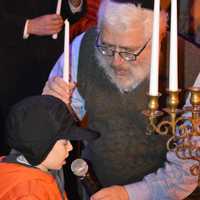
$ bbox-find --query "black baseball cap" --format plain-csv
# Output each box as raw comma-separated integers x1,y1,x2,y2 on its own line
5,95,100,166
111,0,154,10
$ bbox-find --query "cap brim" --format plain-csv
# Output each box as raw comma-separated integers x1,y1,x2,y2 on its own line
61,125,100,141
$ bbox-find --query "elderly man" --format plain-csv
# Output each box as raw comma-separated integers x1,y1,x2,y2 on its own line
43,0,199,199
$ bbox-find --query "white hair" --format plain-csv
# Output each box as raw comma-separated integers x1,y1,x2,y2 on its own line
97,0,168,40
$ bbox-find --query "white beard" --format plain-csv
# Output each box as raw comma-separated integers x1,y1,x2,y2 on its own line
95,49,150,93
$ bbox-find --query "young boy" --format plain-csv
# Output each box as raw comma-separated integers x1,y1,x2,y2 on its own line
0,95,99,200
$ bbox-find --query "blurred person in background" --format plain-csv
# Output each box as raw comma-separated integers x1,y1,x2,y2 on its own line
0,0,85,155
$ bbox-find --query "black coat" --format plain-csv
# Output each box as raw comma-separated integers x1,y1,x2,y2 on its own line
0,0,86,108
0,0,86,153
0,0,86,46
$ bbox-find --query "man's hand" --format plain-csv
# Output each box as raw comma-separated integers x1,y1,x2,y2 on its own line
42,77,75,105
90,185,129,200
28,14,64,36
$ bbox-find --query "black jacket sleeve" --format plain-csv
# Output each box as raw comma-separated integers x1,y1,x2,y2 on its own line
0,0,86,46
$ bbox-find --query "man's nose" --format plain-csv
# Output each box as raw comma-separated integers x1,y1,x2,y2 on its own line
111,52,124,66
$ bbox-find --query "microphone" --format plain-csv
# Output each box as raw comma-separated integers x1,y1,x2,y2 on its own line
71,158,102,196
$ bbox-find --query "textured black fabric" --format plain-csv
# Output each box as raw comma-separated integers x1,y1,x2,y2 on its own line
5,95,99,166
77,28,169,186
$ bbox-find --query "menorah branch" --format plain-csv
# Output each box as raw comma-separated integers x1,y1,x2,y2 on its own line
143,87,200,186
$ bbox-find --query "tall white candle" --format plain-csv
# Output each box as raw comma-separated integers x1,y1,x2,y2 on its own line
149,0,160,96
169,0,178,91
52,0,62,39
63,19,70,83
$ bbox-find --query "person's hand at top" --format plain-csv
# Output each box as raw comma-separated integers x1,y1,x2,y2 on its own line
27,14,64,36
42,77,75,105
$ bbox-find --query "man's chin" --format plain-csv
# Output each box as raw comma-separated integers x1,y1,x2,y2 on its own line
115,75,130,85
114,76,141,92
115,79,133,91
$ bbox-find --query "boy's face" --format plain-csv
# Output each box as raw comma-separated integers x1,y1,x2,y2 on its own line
41,139,73,170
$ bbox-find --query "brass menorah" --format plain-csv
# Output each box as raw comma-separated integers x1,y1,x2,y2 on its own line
143,87,200,185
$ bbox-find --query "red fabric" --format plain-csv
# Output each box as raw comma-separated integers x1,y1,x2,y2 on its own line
86,0,100,20
70,0,100,41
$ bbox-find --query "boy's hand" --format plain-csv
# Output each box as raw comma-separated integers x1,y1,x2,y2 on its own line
42,76,75,105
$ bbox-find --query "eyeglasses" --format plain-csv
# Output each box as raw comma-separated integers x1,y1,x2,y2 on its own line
96,33,151,62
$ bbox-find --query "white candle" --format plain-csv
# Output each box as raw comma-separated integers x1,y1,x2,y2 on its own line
52,0,62,39
149,0,160,96
169,0,178,91
63,19,70,83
